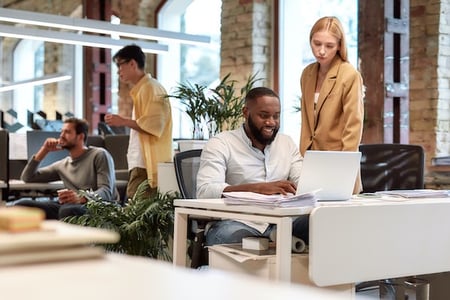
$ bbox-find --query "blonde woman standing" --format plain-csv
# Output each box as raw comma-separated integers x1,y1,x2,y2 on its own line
299,16,364,193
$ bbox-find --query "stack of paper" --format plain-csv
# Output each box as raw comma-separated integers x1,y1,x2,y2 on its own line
0,220,120,266
223,190,318,208
374,189,450,198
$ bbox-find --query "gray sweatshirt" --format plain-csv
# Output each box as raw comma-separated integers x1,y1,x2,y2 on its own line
21,146,119,202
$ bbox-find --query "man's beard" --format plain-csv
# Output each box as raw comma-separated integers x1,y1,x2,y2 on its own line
60,140,76,150
247,115,279,146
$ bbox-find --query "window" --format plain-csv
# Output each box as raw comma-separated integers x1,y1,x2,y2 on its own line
158,0,221,139
1,40,79,132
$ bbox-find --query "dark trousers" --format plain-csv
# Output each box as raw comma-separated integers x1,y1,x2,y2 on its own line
14,199,86,220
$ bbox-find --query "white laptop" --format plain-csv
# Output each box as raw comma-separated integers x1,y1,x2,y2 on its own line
296,150,361,201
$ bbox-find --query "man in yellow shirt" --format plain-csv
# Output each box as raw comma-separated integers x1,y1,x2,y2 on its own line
105,44,173,200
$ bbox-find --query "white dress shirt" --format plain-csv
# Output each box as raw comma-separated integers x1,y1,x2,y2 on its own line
196,125,303,233
197,125,303,198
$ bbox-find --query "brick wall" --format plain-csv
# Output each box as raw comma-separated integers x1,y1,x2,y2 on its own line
220,0,272,87
410,0,450,186
410,0,450,156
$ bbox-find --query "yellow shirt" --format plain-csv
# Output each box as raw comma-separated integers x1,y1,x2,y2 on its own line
129,74,173,188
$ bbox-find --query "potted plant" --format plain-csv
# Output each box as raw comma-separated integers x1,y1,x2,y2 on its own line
64,181,178,260
169,82,209,140
205,73,260,136
169,72,262,142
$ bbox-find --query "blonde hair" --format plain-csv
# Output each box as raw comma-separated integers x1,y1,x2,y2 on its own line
309,16,348,62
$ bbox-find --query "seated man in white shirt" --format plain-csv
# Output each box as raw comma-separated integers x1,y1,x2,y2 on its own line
196,87,308,246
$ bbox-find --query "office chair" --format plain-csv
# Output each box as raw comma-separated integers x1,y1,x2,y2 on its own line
0,129,9,201
98,122,129,136
357,143,425,298
86,135,105,148
104,134,130,205
173,149,209,268
359,143,424,193
173,149,202,199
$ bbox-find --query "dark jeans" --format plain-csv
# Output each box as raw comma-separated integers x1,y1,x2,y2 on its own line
205,214,310,246
13,199,87,220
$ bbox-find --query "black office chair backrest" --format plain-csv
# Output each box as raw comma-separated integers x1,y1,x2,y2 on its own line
359,143,425,193
0,129,9,181
173,149,202,199
0,129,9,200
104,134,129,170
87,135,105,148
98,122,129,136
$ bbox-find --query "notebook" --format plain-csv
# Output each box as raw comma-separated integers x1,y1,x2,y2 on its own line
296,150,361,201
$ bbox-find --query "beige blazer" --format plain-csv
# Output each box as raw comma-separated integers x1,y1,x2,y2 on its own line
299,57,364,193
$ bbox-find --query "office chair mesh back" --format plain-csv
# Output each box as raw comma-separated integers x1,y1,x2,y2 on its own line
173,149,207,267
174,149,202,199
359,144,425,193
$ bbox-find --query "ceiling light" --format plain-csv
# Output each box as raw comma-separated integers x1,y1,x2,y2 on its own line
0,8,210,45
0,73,72,93
0,24,168,54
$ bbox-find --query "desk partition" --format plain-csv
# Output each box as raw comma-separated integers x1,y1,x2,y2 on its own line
309,199,450,287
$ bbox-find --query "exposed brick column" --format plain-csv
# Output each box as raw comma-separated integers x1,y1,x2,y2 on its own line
220,0,272,87
410,0,446,162
410,0,450,188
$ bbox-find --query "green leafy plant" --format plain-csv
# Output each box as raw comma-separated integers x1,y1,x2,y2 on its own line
169,82,209,139
207,73,261,135
169,73,262,139
64,181,178,260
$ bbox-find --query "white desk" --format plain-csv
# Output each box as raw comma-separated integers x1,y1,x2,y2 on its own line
174,197,450,288
8,180,65,200
173,198,312,281
8,180,65,191
0,253,349,300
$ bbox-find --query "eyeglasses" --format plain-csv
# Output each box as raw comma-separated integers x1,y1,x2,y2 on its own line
116,59,130,68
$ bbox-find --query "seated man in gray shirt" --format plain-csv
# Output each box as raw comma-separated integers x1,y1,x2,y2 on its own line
196,87,308,246
14,118,118,219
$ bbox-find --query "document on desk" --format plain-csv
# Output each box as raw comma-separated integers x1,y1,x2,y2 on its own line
374,189,450,198
222,190,318,208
